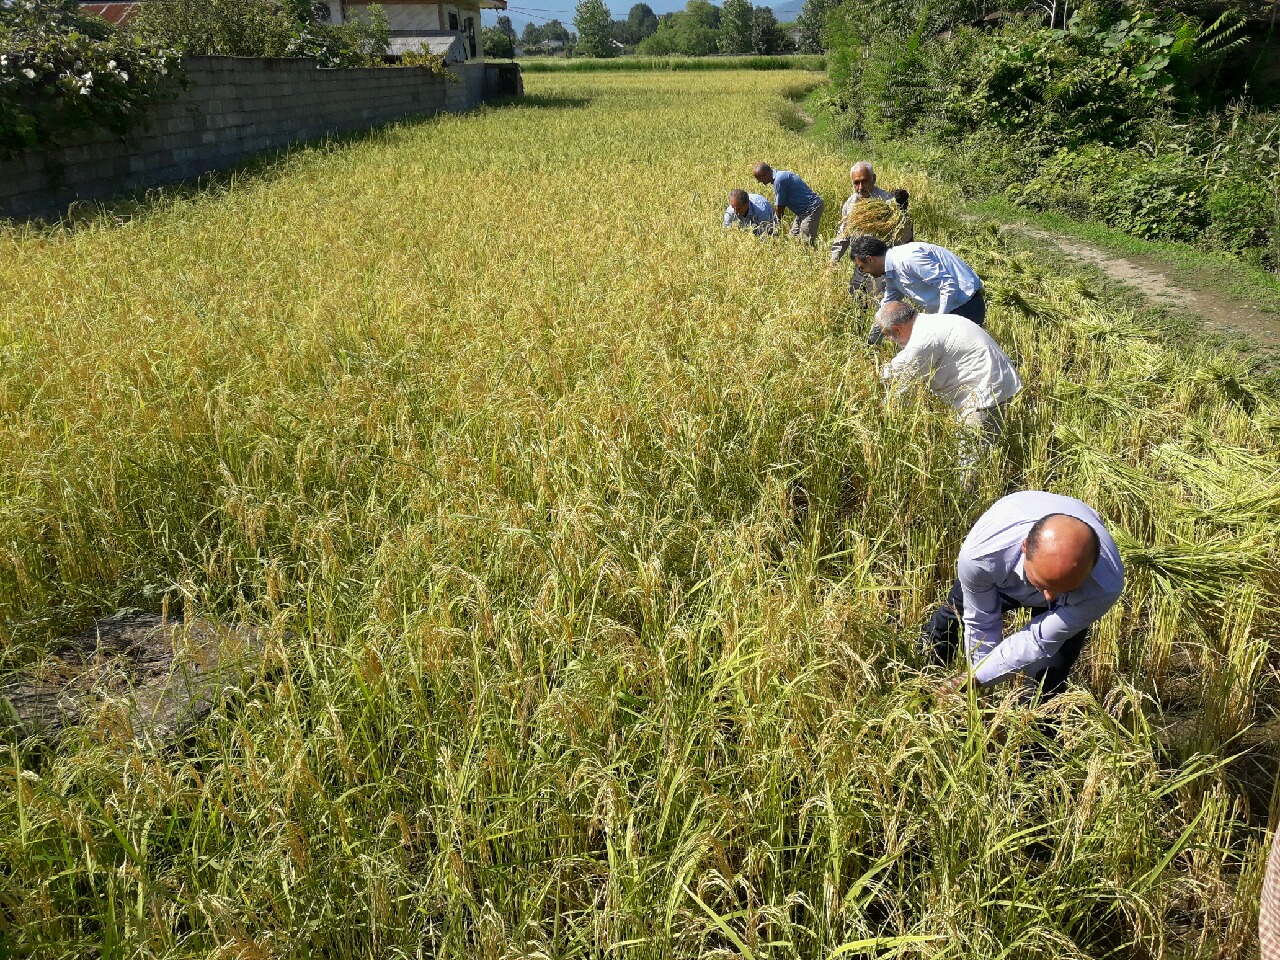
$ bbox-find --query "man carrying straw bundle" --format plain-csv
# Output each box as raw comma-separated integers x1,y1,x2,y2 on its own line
830,162,914,274
928,491,1125,704
752,162,824,245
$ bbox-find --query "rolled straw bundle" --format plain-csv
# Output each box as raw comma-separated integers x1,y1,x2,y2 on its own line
840,198,910,245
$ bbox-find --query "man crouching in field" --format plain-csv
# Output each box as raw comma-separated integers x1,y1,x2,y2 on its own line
875,302,1021,452
928,491,1125,703
723,188,780,237
752,162,824,244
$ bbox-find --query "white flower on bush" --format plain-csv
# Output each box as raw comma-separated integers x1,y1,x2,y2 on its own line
22,68,35,80
119,71,129,82
1,56,8,68
107,60,117,70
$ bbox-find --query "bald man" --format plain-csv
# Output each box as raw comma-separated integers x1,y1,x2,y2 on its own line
752,162,824,244
928,491,1125,701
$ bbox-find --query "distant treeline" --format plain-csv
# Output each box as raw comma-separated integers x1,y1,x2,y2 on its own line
488,0,806,58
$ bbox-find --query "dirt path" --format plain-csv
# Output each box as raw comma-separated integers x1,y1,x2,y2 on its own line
1004,223,1280,346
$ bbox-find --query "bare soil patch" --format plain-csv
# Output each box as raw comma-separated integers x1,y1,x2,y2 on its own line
1,610,264,743
1009,224,1280,346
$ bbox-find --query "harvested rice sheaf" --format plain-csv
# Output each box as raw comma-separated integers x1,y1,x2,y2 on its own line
840,198,910,243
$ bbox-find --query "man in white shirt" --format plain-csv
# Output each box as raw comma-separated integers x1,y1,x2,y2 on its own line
928,490,1125,701
875,302,1021,443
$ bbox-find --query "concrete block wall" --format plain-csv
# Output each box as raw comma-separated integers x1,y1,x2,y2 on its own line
0,56,511,222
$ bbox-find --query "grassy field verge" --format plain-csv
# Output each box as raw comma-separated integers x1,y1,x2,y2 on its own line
970,194,1280,314
806,97,1280,326
0,70,1276,958
517,54,826,72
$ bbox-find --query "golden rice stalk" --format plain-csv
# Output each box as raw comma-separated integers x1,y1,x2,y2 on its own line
840,198,909,243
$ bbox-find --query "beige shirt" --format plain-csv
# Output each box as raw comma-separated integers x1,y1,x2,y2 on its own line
880,312,1021,420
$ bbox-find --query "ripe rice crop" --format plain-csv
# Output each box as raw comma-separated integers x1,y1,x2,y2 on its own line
0,70,1277,958
517,54,827,72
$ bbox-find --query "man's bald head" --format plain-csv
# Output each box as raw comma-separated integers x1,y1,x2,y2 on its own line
1022,513,1100,602
752,162,773,184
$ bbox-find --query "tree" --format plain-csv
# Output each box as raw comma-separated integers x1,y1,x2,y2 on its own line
574,0,615,56
751,4,782,52
521,21,540,46
482,24,514,57
720,0,754,54
611,19,636,45
684,0,720,29
627,2,659,40
636,0,720,54
495,14,517,41
542,19,573,43
795,0,837,52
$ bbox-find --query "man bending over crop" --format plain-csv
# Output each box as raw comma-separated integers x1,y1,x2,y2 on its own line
875,302,1021,450
723,188,780,237
752,162,824,245
850,236,987,328
928,491,1125,702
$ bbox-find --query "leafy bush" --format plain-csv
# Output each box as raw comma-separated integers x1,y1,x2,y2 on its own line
1205,180,1274,256
0,0,180,153
817,0,1279,268
1015,147,1211,243
942,15,1179,151
482,26,516,60
400,46,458,81
129,0,390,67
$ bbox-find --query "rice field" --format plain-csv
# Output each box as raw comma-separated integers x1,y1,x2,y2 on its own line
515,55,826,72
0,69,1278,958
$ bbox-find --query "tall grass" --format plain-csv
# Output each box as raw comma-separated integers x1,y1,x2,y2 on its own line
0,71,1276,958
517,54,826,72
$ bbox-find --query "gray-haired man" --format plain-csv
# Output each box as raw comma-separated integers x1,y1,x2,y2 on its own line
875,301,1020,446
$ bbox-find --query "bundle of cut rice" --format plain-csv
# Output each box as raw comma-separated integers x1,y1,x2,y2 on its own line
840,199,909,244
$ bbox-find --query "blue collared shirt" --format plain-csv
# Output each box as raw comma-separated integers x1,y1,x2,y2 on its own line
882,241,983,315
723,193,779,235
958,491,1125,686
772,171,822,216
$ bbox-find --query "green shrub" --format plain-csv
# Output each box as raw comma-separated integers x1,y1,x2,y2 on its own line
129,0,390,66
1015,147,1211,243
944,16,1178,151
1206,180,1274,256
0,0,180,153
400,46,458,81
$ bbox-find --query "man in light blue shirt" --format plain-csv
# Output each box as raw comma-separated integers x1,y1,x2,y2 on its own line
722,188,779,237
850,236,987,326
752,162,825,244
927,490,1125,700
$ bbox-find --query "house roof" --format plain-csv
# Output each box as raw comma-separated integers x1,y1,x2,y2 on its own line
79,1,143,24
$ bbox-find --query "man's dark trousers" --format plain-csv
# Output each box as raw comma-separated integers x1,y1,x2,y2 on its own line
951,289,987,326
926,579,1090,697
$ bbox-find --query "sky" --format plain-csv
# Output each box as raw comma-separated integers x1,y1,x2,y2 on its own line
483,0,805,34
